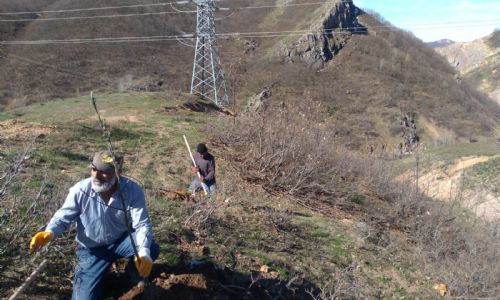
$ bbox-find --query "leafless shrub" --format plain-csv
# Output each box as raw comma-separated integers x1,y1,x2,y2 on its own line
212,104,499,298
307,262,363,300
0,143,74,297
360,159,500,298
340,150,500,296
212,101,344,199
183,200,229,238
0,139,34,199
394,196,499,297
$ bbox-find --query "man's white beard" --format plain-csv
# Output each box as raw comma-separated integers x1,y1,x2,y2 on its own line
91,176,116,193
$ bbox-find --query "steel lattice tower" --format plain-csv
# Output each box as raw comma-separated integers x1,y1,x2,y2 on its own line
190,0,230,106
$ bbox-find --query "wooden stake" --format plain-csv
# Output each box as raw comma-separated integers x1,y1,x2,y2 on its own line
183,135,208,196
9,259,48,300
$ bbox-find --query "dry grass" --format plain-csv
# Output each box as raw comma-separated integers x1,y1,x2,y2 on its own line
1,1,498,149
213,103,500,298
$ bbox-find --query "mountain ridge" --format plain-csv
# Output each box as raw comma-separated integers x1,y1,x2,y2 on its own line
0,1,499,298
427,38,455,49
433,31,500,105
0,0,498,147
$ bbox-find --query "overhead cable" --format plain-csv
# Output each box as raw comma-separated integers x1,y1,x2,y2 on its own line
0,1,345,22
2,0,499,27
0,0,349,15
3,23,497,45
0,1,194,15
0,10,196,22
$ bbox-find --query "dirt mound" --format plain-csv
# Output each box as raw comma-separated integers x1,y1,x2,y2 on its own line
113,260,318,300
0,119,55,139
163,99,235,116
156,188,192,202
120,273,209,300
0,120,55,152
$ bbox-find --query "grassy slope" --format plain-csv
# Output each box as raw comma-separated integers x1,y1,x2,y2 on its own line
463,31,500,102
393,142,500,173
223,12,500,149
390,142,499,223
464,52,500,92
0,92,446,299
1,1,498,148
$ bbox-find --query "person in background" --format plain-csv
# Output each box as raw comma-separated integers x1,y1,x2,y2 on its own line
29,150,160,300
189,143,216,197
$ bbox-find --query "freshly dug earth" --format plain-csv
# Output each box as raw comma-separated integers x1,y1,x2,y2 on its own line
112,260,316,300
120,273,210,300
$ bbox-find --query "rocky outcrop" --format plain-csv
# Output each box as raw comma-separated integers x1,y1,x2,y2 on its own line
278,0,362,69
433,32,500,105
434,39,496,72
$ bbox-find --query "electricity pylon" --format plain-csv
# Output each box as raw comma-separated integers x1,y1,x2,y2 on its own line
190,0,230,107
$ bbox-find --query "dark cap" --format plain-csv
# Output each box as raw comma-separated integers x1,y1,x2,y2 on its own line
92,150,123,173
196,143,208,154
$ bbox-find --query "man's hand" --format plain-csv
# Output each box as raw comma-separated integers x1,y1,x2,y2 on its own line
199,176,204,183
191,166,198,173
29,231,54,253
134,255,153,278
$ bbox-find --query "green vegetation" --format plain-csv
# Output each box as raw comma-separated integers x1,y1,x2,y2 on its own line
464,52,500,93
31,148,89,169
0,0,498,298
392,142,500,175
465,156,500,193
1,90,498,299
0,111,14,121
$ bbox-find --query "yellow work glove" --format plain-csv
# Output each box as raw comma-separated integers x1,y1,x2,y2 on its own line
134,256,153,278
29,231,54,253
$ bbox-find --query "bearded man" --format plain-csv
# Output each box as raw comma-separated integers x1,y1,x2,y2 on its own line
29,150,159,300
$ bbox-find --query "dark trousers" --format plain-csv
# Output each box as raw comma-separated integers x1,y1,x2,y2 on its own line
72,234,160,300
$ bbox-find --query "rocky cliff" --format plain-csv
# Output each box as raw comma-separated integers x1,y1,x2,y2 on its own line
434,38,496,72
277,0,362,69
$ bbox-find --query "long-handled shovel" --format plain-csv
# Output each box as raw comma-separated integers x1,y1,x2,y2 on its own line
183,135,208,196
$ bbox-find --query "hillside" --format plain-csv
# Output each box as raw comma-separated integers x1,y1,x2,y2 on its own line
0,93,498,299
0,2,499,298
434,31,500,105
0,0,498,150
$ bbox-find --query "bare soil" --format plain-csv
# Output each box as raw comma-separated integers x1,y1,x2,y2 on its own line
0,120,55,150
100,260,318,300
417,155,500,220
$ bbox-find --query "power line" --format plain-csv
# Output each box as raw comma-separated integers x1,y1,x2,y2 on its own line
0,10,196,22
3,23,497,46
0,0,349,15
1,0,499,28
0,35,195,45
0,1,194,15
0,0,345,22
1,0,499,30
1,30,357,45
2,17,500,45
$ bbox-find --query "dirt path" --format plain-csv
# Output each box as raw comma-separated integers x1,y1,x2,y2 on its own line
418,155,499,220
447,156,491,174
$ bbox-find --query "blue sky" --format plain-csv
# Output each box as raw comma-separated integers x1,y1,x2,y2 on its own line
355,0,500,42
